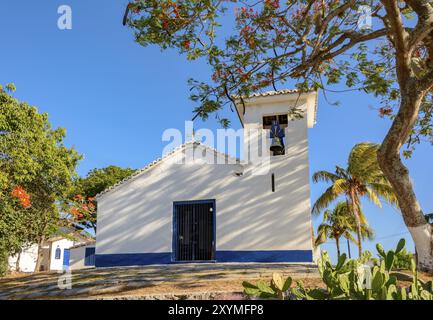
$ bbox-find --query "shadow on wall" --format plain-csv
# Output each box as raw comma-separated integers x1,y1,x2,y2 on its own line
96,138,312,255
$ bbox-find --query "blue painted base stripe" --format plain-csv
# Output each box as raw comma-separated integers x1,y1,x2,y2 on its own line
96,253,171,267
216,250,313,263
95,250,313,267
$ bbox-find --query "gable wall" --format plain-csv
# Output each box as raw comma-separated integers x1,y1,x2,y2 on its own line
96,112,313,264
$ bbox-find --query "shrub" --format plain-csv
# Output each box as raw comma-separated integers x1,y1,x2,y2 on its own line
393,248,413,270
0,249,9,277
243,239,433,300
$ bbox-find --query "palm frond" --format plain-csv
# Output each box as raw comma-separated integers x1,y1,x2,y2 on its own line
322,209,332,222
315,224,331,246
368,182,399,207
335,166,349,180
312,170,341,184
365,188,382,208
342,230,357,243
332,178,349,194
348,142,381,181
360,224,375,240
312,186,339,215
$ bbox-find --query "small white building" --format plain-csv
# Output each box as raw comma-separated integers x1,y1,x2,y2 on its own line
8,230,94,273
8,244,39,273
69,242,96,270
95,90,318,267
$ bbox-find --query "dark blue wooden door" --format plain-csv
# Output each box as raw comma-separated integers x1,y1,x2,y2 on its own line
173,200,215,262
84,247,96,266
63,249,70,270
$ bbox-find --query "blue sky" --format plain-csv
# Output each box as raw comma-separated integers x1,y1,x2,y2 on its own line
1,1,431,260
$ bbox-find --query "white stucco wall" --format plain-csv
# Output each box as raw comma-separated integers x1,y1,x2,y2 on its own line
70,245,95,270
49,239,75,271
8,244,38,273
96,94,314,259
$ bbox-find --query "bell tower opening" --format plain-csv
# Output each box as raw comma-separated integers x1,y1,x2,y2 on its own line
234,89,318,163
263,115,288,156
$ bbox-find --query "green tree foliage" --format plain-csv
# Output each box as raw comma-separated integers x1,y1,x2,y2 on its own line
312,142,398,256
73,166,136,198
68,166,136,233
315,201,373,257
124,0,432,146
0,84,81,274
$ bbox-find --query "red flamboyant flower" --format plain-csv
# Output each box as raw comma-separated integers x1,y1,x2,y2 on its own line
11,186,31,209
162,19,170,30
182,40,191,50
379,107,393,118
265,0,280,9
172,2,180,18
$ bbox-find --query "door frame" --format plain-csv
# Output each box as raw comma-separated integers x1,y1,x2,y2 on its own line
172,199,216,262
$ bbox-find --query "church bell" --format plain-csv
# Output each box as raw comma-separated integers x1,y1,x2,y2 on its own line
270,137,285,155
270,120,285,155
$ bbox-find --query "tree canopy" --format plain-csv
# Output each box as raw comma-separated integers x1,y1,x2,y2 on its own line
313,142,397,255
124,0,433,271
0,84,81,273
315,201,373,257
125,0,431,149
68,166,136,233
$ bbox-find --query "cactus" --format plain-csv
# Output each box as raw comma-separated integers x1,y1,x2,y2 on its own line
242,238,433,300
242,273,292,300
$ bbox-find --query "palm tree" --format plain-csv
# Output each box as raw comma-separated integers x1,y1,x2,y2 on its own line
312,142,398,256
315,202,374,257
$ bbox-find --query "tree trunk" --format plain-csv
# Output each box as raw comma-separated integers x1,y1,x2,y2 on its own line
34,236,45,273
378,86,433,272
335,237,341,258
349,190,363,257
346,238,352,259
15,251,21,272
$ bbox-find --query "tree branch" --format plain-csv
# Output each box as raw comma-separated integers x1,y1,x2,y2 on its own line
406,0,433,53
381,0,411,84
290,29,387,77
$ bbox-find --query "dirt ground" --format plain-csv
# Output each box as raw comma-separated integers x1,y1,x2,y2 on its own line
1,264,431,300
0,263,320,300
92,275,325,300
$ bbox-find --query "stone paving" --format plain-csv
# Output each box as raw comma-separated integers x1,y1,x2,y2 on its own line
0,263,319,300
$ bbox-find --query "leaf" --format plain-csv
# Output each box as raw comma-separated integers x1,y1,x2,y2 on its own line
282,276,293,292
272,273,284,291
243,287,260,296
372,271,384,291
376,243,386,258
395,238,405,254
257,280,275,295
386,276,397,287
385,251,395,271
242,281,258,290
335,253,347,271
306,289,327,300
